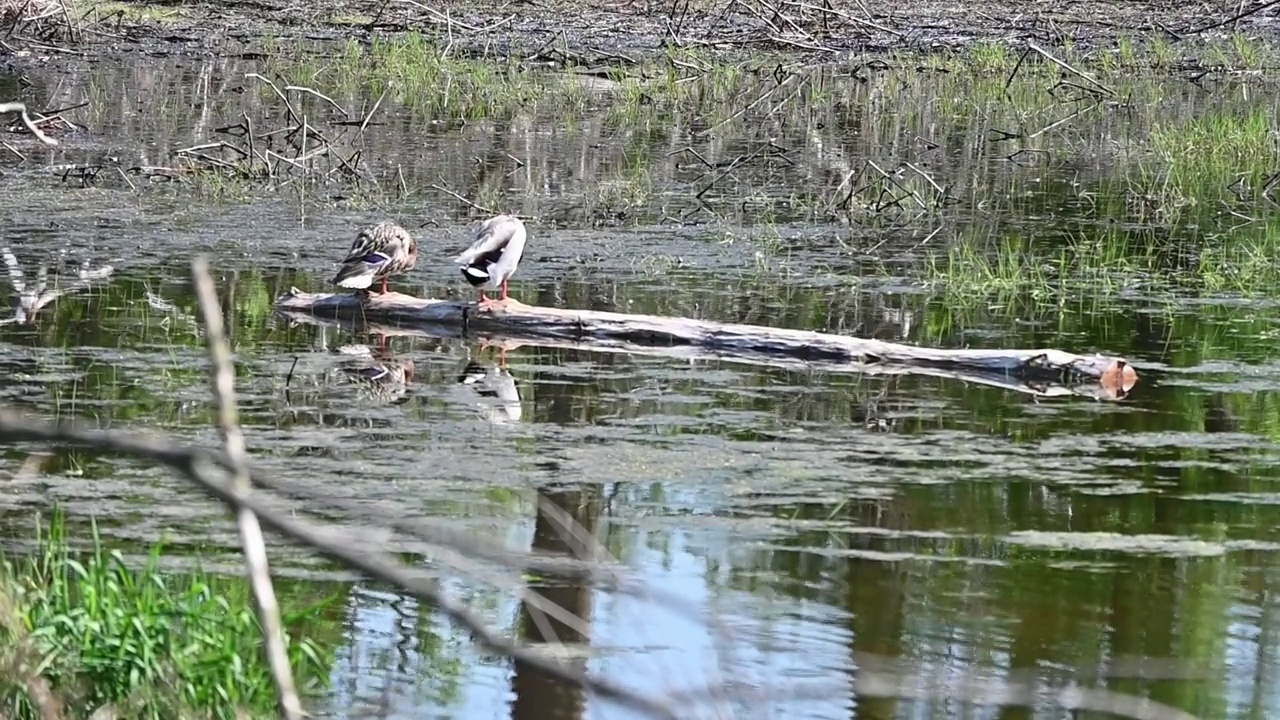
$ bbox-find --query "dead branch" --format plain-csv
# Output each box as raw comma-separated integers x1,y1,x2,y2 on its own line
283,84,346,115
1183,0,1280,34
172,78,370,188
1027,101,1103,140
191,259,303,720
778,0,902,37
1026,42,1116,97
431,181,503,216
0,101,58,145
696,70,799,138
356,85,388,141
244,73,300,126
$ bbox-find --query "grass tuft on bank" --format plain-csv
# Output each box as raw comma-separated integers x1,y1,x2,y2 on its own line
0,511,334,720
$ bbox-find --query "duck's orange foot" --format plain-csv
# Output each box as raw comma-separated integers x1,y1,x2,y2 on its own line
477,297,507,313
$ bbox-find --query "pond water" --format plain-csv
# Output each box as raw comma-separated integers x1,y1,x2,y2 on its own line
2,42,1280,720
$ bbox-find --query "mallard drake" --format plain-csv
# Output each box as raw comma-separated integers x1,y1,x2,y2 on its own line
457,360,522,424
332,221,418,295
453,215,527,306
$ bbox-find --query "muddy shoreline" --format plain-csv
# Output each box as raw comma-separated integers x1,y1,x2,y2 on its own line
32,0,1280,67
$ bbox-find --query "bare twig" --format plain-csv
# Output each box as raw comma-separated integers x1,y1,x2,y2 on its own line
431,182,501,215
778,0,902,37
1026,101,1103,139
903,161,947,202
397,0,479,30
244,73,300,126
1184,0,1280,34
191,258,303,720
1004,45,1031,92
284,84,346,115
866,159,925,210
1026,42,1116,97
696,71,797,138
357,85,389,142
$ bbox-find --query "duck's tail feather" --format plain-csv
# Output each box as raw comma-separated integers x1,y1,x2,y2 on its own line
334,252,391,288
461,264,491,288
334,263,376,289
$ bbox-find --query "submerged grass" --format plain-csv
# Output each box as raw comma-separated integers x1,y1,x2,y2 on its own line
0,511,335,720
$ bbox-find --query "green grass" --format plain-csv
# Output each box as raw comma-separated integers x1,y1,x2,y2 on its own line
923,211,1280,319
263,34,592,121
258,33,784,124
1140,107,1278,208
0,511,336,720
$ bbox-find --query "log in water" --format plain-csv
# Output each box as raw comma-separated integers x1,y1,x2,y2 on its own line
272,288,1140,401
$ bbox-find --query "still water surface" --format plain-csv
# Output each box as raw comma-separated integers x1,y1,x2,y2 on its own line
1,46,1279,720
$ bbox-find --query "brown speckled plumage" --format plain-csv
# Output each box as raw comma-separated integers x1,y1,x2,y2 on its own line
332,221,418,295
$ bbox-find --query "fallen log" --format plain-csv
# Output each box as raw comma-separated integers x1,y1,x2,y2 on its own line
272,288,1140,401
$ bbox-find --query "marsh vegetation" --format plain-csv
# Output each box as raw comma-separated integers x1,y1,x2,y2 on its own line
0,513,336,719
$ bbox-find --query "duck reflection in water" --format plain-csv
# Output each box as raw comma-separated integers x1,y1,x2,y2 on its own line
333,341,415,406
456,347,522,425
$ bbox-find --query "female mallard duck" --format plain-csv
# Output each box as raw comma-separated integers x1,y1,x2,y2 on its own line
332,221,418,295
453,215,527,306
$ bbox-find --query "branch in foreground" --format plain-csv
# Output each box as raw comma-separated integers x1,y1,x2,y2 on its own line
0,408,681,720
191,258,303,720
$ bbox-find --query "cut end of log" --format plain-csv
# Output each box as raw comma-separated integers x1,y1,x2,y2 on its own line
1099,360,1139,399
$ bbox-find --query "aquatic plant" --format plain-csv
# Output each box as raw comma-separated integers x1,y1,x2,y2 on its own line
1141,106,1279,208
0,512,334,720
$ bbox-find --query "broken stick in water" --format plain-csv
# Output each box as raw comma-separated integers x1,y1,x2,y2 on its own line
0,101,58,145
272,288,1140,401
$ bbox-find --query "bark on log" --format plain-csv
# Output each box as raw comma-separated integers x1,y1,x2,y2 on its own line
272,288,1140,401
